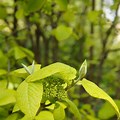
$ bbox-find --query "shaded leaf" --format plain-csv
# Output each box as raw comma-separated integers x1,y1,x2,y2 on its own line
14,47,26,60
25,0,46,14
15,9,24,19
98,100,120,119
52,25,73,41
79,60,87,79
0,6,7,19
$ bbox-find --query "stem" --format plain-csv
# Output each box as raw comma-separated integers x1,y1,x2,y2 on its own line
65,78,82,91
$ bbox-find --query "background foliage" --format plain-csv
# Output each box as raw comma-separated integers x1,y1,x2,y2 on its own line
0,0,120,119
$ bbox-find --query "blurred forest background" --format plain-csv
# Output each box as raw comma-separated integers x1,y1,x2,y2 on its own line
0,0,120,119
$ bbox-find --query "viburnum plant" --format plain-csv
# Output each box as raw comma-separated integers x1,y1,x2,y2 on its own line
0,61,120,120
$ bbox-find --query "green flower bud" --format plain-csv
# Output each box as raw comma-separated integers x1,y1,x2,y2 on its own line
79,60,87,79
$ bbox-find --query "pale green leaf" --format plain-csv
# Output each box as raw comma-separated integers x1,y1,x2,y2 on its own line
65,98,81,120
0,88,16,106
0,69,7,76
55,0,68,11
35,111,54,120
56,101,67,109
53,104,65,120
25,0,46,14
16,81,43,117
6,113,20,120
52,25,73,41
14,47,26,60
81,79,120,118
12,103,19,113
0,80,7,89
19,115,34,120
11,64,41,78
26,62,76,83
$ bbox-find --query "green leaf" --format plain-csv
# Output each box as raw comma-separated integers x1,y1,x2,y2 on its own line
0,6,7,19
52,25,73,41
55,0,68,11
25,0,46,14
6,113,20,120
87,10,102,24
0,69,7,76
64,98,81,120
81,79,120,118
0,88,16,106
16,81,43,117
19,115,34,120
20,47,34,58
98,100,120,119
26,62,76,83
14,47,26,60
11,64,41,78
12,103,19,113
53,103,65,120
0,80,7,89
35,111,54,120
15,9,24,19
0,107,8,117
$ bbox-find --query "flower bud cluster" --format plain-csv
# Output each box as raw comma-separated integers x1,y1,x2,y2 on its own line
43,76,67,102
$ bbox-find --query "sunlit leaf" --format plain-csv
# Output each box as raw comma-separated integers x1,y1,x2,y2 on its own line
0,88,16,106
35,111,54,120
81,79,120,118
0,80,7,88
53,103,65,120
6,113,20,120
19,115,34,120
16,81,43,117
0,69,7,76
12,103,19,113
26,62,76,83
65,98,81,120
11,64,41,78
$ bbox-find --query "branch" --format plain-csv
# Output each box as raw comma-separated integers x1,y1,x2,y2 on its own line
103,2,120,44
108,48,120,52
